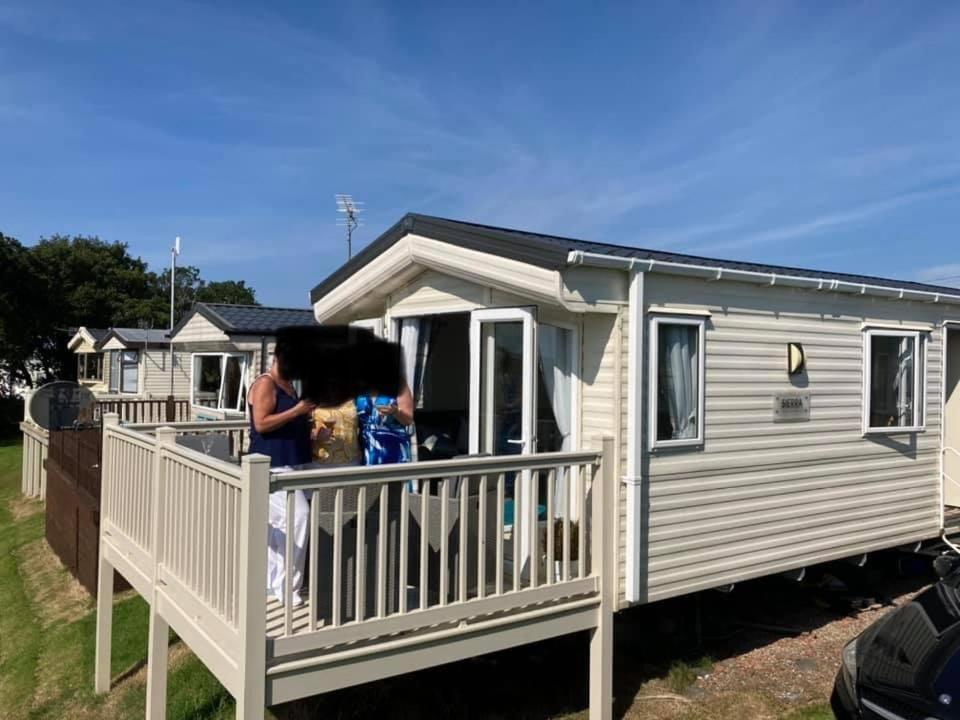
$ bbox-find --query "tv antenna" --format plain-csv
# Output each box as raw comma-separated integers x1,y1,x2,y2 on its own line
335,194,363,259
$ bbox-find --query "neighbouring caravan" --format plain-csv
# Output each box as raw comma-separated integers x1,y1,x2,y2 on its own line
67,326,110,394
310,213,960,608
88,327,190,399
168,302,316,419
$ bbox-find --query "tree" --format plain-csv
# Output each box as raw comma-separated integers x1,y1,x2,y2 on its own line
0,233,260,392
196,280,257,306
0,234,47,395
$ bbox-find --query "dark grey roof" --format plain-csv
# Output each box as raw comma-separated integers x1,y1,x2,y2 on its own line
171,303,316,338
86,327,109,343
310,212,960,304
104,328,171,346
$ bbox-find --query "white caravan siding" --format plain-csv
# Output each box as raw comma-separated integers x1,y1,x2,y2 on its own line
389,270,488,317
174,313,230,343
635,274,945,604
142,349,190,397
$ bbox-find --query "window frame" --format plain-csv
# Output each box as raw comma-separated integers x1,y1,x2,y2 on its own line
190,352,249,413
119,350,140,394
109,351,119,392
862,328,925,434
78,352,104,381
648,314,706,450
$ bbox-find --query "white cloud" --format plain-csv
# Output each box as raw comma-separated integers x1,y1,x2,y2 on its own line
914,263,960,287
690,184,960,254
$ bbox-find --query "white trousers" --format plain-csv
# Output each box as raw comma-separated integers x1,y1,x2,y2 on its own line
267,489,310,602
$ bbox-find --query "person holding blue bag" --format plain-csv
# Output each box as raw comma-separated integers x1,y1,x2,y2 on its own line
356,381,415,465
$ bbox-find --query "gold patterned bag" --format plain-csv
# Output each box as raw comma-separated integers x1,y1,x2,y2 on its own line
312,400,361,465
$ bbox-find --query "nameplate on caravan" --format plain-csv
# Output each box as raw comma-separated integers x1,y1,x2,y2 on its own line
772,392,810,423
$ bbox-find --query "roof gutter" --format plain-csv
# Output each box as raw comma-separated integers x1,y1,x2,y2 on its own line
566,250,960,306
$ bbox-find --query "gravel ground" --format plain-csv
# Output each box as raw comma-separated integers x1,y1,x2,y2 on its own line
276,552,936,719
611,552,935,720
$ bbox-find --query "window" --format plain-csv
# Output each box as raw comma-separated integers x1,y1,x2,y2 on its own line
109,351,119,392
649,316,705,448
864,330,924,432
120,351,139,394
192,353,248,412
77,353,103,381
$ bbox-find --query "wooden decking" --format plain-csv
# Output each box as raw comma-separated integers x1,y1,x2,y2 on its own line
92,416,617,719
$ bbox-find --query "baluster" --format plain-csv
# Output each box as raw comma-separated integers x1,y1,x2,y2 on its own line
376,484,388,618
355,485,367,623
419,480,430,611
284,490,295,636
477,474,487,599
531,469,539,589
191,468,200,592
459,474,468,603
309,489,319,631
219,481,227,616
332,488,343,627
439,478,449,606
230,489,237,625
512,477,520,592
495,473,504,596
563,467,571,582
546,468,555,585
203,476,211,603
578,464,588,579
399,483,409,614
226,485,234,623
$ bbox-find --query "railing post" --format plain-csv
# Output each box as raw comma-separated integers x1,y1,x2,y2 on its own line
236,453,270,720
20,425,30,497
165,395,175,423
145,426,176,720
95,412,121,695
589,436,615,720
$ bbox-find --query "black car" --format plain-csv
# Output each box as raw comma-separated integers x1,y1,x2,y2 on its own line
832,554,960,720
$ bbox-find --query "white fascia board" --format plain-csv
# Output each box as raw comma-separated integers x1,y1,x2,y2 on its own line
313,233,584,323
100,336,129,351
567,250,960,306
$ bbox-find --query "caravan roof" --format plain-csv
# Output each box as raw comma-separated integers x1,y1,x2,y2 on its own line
310,213,960,304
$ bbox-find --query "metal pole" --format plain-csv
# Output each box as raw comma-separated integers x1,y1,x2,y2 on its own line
169,237,179,396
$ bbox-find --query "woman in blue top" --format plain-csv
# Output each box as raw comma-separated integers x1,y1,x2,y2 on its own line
356,381,415,465
249,346,328,607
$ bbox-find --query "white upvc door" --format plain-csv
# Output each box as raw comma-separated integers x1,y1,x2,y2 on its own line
468,307,537,574
468,307,537,456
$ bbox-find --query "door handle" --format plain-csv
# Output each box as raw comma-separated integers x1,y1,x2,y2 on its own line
506,439,525,446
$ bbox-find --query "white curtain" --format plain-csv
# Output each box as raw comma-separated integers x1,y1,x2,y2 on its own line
539,325,572,517
661,325,698,440
399,319,419,393
894,336,915,426
415,320,432,409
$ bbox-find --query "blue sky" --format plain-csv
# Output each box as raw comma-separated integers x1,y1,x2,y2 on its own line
2,1,959,307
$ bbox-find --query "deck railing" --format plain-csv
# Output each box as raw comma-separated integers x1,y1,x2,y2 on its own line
267,452,601,658
95,396,190,424
95,415,615,719
20,420,49,498
133,419,249,459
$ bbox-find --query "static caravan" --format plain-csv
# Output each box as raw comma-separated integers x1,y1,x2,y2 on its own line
168,302,316,420
67,326,109,394
311,213,960,607
97,328,190,399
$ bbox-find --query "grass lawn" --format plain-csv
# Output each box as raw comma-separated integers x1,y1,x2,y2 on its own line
0,439,235,720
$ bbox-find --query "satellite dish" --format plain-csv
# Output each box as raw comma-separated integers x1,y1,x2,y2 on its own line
28,381,98,431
